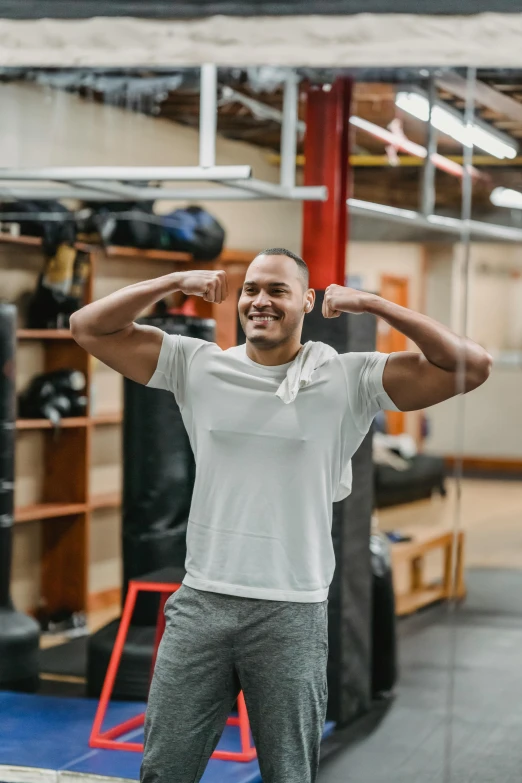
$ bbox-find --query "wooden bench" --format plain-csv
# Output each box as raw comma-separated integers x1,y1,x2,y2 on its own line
390,526,466,616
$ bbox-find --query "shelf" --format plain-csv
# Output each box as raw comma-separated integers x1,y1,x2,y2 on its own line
15,502,88,523
16,415,123,429
103,245,254,265
17,329,73,340
104,246,193,263
1,235,252,265
218,249,255,264
91,412,123,425
0,234,95,253
0,233,41,247
89,492,122,510
16,418,89,430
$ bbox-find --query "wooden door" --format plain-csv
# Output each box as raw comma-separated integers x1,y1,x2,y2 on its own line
376,275,409,435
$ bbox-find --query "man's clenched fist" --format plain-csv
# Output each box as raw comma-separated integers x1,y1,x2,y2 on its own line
177,270,229,304
322,285,370,319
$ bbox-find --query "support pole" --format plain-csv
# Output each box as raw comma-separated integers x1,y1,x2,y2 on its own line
421,73,437,216
280,70,299,190
199,64,217,169
302,79,352,289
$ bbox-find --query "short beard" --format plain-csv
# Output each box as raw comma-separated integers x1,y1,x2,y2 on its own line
246,332,288,350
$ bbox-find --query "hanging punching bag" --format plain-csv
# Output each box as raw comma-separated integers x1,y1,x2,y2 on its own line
122,314,215,625
0,302,40,692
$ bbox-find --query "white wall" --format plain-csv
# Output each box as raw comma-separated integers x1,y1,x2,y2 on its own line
425,367,522,458
347,242,424,312
0,82,302,252
424,243,522,458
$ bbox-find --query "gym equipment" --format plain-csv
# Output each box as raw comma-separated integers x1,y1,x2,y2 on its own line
27,247,90,329
87,314,214,699
0,200,76,258
0,301,40,692
87,621,156,701
89,565,256,763
159,206,225,260
301,300,377,727
370,529,398,697
375,453,446,508
82,202,162,250
391,525,466,616
19,368,88,426
83,203,225,260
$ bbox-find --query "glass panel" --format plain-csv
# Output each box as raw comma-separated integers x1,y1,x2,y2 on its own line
1,62,520,783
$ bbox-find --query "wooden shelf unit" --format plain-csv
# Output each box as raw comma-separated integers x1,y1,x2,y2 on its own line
15,502,88,524
6,234,253,615
17,329,73,340
16,417,89,430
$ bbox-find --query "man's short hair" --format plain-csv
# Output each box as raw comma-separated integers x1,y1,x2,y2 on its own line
256,247,310,289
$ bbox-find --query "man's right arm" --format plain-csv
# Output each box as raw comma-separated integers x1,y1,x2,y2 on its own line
70,269,228,385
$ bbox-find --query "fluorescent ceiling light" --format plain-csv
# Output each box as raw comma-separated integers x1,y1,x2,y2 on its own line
396,92,518,160
490,186,522,209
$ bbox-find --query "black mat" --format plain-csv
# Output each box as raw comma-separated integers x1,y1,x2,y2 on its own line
318,567,522,783
39,635,89,679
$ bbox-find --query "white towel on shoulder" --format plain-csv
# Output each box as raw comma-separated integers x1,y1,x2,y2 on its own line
276,340,337,404
275,340,353,502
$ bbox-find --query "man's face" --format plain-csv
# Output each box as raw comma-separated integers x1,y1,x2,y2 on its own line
238,254,311,349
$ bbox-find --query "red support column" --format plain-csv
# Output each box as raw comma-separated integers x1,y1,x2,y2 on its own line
302,78,352,290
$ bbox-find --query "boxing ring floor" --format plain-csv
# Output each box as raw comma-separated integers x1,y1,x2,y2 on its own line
0,691,335,783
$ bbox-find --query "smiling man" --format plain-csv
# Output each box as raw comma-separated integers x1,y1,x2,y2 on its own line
70,247,491,783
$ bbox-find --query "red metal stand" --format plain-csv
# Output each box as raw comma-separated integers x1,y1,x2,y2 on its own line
89,579,257,762
302,78,352,289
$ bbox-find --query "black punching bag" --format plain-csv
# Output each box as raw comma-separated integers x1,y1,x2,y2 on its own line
0,302,40,692
122,315,215,625
301,296,377,727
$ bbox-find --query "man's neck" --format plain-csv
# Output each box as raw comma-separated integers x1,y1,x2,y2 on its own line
245,339,303,367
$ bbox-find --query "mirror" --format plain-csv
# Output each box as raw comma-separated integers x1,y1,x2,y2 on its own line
0,59,520,783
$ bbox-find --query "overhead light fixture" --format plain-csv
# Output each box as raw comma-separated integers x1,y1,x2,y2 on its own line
396,91,518,160
490,187,522,209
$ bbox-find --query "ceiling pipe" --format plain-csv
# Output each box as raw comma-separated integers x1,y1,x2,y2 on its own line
350,116,484,180
348,197,522,242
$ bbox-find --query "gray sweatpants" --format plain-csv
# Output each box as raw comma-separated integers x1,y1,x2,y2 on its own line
140,584,329,783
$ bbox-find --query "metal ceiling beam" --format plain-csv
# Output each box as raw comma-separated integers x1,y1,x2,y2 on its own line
348,198,522,242
421,74,437,216
280,70,299,190
436,72,522,124
199,64,217,168
67,180,145,199
0,166,253,182
219,85,306,134
0,185,325,202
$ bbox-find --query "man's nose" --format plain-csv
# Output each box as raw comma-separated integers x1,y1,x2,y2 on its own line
252,291,271,308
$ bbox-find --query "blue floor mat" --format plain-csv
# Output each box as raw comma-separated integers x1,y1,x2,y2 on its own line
0,692,335,782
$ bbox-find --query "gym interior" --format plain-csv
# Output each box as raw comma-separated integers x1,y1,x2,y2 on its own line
2,5,522,783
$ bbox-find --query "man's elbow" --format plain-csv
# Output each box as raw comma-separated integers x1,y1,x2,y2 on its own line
70,309,92,348
465,351,493,391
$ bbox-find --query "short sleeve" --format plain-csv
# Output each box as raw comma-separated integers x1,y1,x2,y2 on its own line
146,332,207,408
339,351,400,434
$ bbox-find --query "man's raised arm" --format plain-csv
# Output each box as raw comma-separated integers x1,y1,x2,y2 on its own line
70,270,228,385
323,283,492,412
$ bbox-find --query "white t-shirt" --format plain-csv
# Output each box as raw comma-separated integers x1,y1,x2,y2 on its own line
147,334,399,603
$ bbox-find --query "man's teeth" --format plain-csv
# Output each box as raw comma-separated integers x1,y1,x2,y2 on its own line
252,316,277,321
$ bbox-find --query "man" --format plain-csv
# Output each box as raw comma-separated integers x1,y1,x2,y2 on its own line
71,248,491,783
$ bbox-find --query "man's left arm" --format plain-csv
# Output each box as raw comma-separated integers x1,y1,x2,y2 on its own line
323,284,493,412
